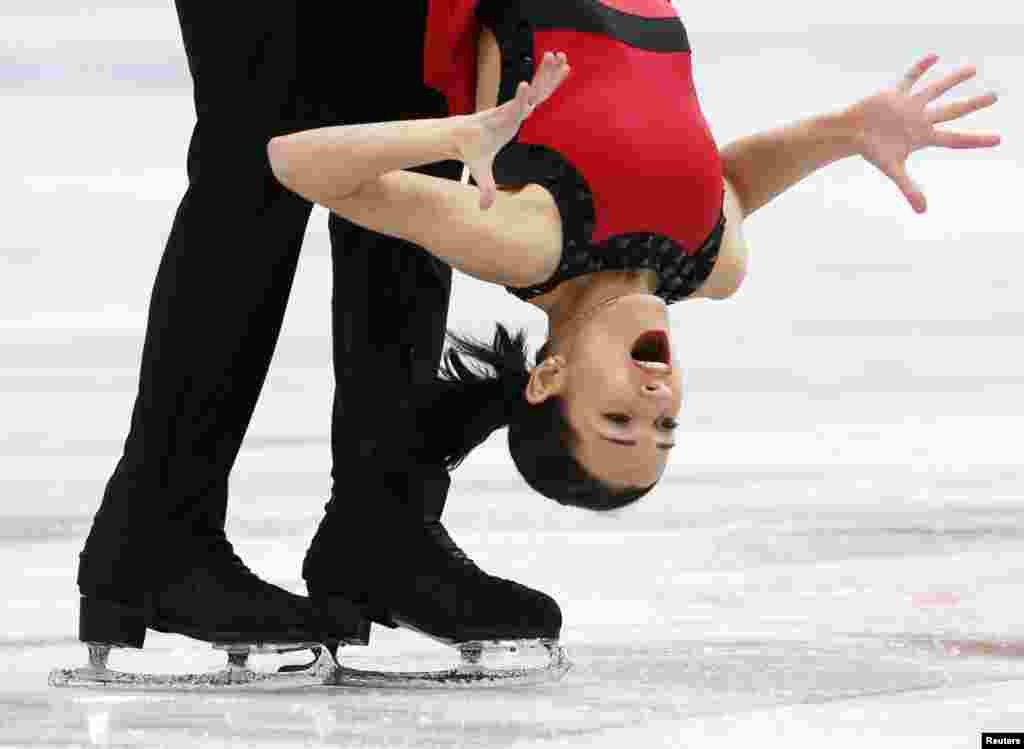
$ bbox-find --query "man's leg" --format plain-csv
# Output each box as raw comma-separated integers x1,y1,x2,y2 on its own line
76,1,363,649
304,200,562,644
302,0,458,593
302,3,561,645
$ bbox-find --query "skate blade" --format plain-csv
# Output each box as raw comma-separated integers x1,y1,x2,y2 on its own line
328,642,571,689
210,641,321,655
49,641,571,690
390,618,561,657
48,644,336,691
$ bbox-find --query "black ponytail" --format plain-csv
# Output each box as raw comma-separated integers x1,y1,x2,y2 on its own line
417,324,532,471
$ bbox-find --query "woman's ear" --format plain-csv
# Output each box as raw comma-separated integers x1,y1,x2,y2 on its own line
525,356,567,405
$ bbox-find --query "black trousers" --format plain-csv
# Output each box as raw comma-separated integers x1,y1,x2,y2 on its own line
78,1,459,601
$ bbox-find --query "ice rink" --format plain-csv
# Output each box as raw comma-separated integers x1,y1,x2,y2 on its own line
1,2,1022,746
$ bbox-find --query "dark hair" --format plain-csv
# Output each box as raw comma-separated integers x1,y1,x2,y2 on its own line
417,323,656,511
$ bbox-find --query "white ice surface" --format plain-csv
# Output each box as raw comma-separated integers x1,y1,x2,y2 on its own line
1,8,1022,748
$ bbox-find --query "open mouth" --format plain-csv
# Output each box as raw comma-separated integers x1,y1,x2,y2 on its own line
630,330,671,370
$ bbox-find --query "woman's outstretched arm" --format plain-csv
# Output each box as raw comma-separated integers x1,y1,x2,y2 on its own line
718,111,860,221
720,55,1001,218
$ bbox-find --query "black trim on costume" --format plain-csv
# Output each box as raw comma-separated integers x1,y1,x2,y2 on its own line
478,0,689,55
504,196,727,306
470,141,726,304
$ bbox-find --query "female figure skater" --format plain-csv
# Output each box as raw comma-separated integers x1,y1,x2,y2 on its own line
268,0,1001,510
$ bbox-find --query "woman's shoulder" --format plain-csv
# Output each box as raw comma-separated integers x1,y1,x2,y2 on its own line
499,182,565,285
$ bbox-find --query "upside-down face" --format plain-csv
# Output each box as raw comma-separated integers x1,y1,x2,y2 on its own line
527,293,682,490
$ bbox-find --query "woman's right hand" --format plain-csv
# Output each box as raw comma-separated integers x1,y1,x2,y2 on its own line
453,51,571,211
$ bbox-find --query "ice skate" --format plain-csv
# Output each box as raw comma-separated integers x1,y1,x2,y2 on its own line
305,515,571,687
322,637,569,688
50,534,368,690
47,641,337,690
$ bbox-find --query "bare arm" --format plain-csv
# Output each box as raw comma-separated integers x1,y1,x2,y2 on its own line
267,116,467,207
265,71,563,287
718,110,861,220
307,170,561,287
267,33,567,211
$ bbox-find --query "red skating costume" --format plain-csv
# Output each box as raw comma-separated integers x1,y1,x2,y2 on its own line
425,0,727,302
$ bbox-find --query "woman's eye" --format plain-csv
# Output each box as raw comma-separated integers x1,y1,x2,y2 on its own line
604,413,631,425
661,418,679,431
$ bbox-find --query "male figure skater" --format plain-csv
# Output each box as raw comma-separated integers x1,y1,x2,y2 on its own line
75,2,559,664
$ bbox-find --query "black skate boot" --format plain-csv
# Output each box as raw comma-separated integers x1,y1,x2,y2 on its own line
51,532,369,688
304,493,568,687
306,201,567,684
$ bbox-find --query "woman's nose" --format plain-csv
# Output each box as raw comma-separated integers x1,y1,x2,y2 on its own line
641,382,673,402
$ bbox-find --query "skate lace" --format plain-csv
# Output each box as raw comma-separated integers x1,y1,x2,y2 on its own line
424,520,481,574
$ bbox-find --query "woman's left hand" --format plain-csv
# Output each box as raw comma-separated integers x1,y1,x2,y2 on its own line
844,54,1002,214
455,51,571,210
